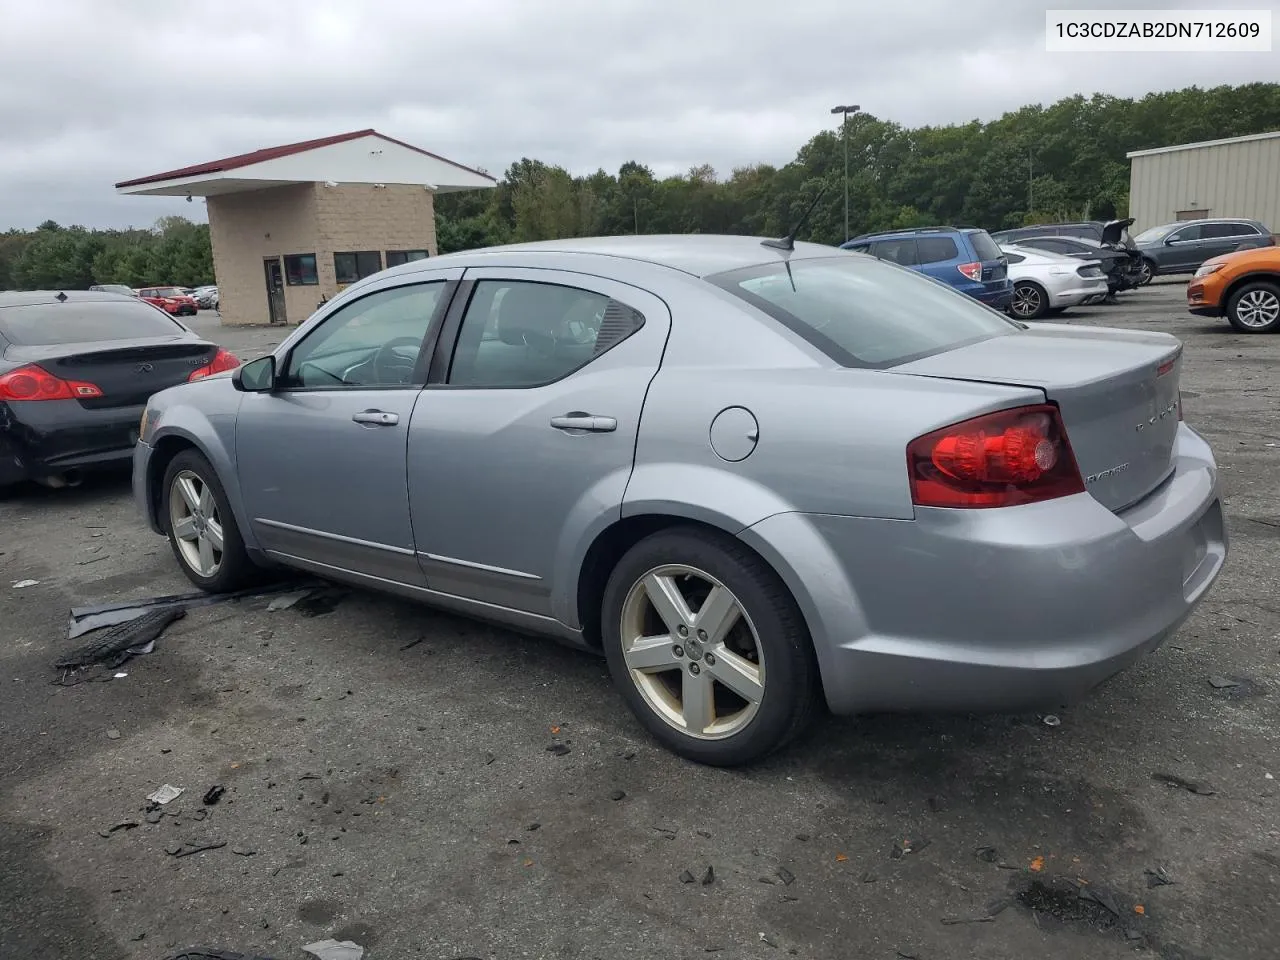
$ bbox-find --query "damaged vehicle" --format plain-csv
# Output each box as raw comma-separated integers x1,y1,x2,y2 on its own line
133,235,1226,766
992,219,1145,291
0,290,238,492
998,244,1110,319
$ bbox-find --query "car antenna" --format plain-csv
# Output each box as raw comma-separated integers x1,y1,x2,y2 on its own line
761,184,829,252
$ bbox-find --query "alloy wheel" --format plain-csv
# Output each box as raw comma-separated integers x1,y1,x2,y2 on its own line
1139,260,1153,285
1234,288,1280,329
169,470,224,577
1011,284,1042,319
619,564,765,740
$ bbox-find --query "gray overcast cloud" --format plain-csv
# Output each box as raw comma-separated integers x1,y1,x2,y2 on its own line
1,0,1276,229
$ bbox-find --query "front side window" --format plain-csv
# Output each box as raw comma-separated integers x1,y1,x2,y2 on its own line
386,250,430,268
447,280,645,388
334,251,383,285
282,282,445,389
284,254,319,285
870,238,920,266
709,256,1019,369
1169,224,1204,243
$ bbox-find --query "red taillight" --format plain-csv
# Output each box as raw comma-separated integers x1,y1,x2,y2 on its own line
957,261,983,282
0,364,103,401
188,348,240,381
907,404,1085,508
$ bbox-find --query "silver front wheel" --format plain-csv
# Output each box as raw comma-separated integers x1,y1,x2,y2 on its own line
169,469,224,578
619,564,765,740
1233,287,1280,330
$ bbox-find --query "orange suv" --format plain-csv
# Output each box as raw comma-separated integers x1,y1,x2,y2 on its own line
1187,246,1280,333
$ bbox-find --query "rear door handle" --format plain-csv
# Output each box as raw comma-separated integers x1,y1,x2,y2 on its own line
550,414,617,433
352,410,399,426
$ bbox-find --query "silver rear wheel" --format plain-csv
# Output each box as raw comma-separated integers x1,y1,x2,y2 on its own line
168,469,224,578
619,564,765,740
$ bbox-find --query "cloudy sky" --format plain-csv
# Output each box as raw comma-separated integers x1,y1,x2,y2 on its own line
1,0,1276,229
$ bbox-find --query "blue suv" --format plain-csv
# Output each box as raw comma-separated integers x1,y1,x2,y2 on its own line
840,226,1012,309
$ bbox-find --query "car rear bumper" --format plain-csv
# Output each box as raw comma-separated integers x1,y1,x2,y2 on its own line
1048,279,1109,305
965,282,1012,309
740,423,1225,715
0,399,143,486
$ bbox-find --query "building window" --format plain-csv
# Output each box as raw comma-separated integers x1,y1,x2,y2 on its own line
386,250,430,267
334,251,383,284
284,254,319,286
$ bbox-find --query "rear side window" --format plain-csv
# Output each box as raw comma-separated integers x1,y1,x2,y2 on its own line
709,256,1019,369
0,300,185,345
915,236,959,264
966,230,1003,262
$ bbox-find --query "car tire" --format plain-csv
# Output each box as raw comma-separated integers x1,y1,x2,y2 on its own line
1226,280,1280,334
162,449,259,593
600,526,821,766
1010,281,1049,320
1137,259,1155,286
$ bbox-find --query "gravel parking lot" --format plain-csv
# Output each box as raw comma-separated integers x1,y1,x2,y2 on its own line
2,282,1277,960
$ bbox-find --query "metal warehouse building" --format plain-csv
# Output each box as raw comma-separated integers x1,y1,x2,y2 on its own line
1127,130,1280,234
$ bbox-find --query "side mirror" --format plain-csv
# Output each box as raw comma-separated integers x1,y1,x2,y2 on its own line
232,355,276,393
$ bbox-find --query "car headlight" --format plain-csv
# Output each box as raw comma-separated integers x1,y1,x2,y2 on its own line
1194,262,1225,278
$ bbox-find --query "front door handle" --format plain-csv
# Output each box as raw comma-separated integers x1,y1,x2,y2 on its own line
352,410,399,426
550,414,617,433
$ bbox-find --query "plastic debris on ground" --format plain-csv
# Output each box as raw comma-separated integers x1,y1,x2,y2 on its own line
55,609,186,671
302,939,365,960
266,589,313,612
1042,714,1062,727
12,579,40,588
147,784,185,805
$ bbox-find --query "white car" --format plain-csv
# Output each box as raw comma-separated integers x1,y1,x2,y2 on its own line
1000,244,1109,320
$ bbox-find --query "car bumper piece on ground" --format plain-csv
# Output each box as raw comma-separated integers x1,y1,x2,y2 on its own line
0,400,144,486
742,423,1225,715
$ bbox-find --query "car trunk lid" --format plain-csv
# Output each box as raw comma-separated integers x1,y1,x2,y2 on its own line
4,337,216,408
890,326,1182,512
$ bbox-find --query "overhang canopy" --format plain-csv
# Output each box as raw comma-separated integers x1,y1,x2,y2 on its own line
115,129,496,197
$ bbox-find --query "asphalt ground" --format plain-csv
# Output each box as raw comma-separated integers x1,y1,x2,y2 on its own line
1,281,1277,960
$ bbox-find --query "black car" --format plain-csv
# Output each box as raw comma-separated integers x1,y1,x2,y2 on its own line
0,291,239,491
992,219,1146,291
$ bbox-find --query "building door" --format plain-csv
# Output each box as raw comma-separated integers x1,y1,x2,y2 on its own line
264,258,287,325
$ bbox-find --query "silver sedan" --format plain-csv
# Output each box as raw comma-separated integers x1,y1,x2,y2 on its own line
133,235,1227,766
1000,244,1111,319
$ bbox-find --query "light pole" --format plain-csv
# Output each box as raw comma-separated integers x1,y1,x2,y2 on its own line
830,103,860,241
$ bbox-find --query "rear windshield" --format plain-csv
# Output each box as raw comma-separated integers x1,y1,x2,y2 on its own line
967,230,1003,262
0,300,186,345
708,255,1019,368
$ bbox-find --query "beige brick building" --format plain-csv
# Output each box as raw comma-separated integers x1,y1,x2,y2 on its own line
115,130,495,326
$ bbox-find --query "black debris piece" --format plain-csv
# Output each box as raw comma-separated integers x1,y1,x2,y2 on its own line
527,822,541,832
940,916,995,926
192,809,208,822
203,785,226,805
896,952,920,960
160,951,279,960
166,840,227,858
1151,771,1216,796
483,752,496,765
891,836,931,859
776,866,796,886
927,796,946,813
293,587,348,617
679,870,696,884
610,789,626,801
975,846,999,863
985,896,1014,917
55,608,186,670
145,810,165,825
106,821,139,834
654,825,677,840
794,833,810,842
702,865,716,885
231,848,257,857
696,829,712,839
1144,866,1175,888
758,876,777,885
1079,885,1123,917
861,872,877,883
546,743,571,757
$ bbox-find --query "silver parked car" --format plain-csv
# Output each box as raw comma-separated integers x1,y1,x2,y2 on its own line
133,236,1227,765
999,244,1110,319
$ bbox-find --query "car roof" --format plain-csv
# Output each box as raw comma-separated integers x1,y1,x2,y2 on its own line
392,235,847,279
0,290,141,308
848,226,981,242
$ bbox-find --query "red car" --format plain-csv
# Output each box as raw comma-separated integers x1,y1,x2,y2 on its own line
137,286,198,317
